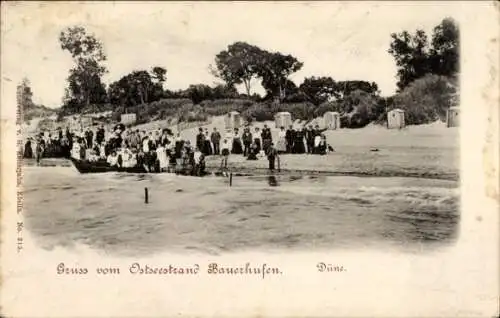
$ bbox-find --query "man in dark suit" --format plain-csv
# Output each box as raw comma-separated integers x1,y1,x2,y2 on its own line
261,124,272,153
211,127,221,155
305,125,315,154
285,125,295,153
196,127,205,152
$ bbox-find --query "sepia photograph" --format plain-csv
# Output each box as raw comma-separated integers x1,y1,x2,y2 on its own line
1,2,498,317
18,4,461,255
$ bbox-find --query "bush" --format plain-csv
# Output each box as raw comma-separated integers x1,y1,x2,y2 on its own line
186,112,208,123
136,99,194,123
241,103,271,122
282,91,310,103
276,102,316,121
241,101,317,123
200,98,254,116
393,74,457,125
338,90,381,128
37,118,57,131
22,104,57,122
80,103,115,114
313,101,340,117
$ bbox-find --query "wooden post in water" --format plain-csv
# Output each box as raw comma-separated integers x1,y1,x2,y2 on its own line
144,187,149,204
229,172,233,187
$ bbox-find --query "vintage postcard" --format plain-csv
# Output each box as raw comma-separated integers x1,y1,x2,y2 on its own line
1,1,498,317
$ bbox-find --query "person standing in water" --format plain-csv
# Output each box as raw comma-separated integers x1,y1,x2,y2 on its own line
34,136,45,165
266,142,278,171
193,147,204,176
305,125,315,154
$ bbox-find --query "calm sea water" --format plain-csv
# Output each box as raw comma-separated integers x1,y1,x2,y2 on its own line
22,166,460,256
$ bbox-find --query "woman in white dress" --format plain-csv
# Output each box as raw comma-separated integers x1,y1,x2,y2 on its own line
99,142,106,159
71,139,81,160
121,147,137,168
156,143,168,172
276,126,287,153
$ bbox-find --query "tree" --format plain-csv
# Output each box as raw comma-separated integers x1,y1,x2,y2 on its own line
150,66,168,101
108,67,167,107
210,42,265,96
388,29,431,90
17,78,34,111
429,18,459,77
299,76,338,105
59,26,108,110
335,80,380,99
151,66,167,84
108,71,151,106
339,89,380,128
211,84,238,99
388,18,459,90
393,74,457,125
258,52,303,100
186,84,213,104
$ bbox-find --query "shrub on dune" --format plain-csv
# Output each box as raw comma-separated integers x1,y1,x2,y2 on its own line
393,74,458,125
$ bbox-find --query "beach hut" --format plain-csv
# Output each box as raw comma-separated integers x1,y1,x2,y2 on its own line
387,109,405,129
121,113,137,125
324,111,341,130
80,115,93,127
275,111,292,128
446,106,460,127
224,111,241,130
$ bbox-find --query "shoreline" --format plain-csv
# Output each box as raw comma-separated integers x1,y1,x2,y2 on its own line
22,156,459,182
208,166,459,182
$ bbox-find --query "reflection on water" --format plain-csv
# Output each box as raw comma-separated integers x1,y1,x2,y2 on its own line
267,175,279,187
22,166,460,256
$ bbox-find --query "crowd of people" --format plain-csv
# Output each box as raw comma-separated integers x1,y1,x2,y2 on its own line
23,121,333,173
23,127,75,163
196,123,332,171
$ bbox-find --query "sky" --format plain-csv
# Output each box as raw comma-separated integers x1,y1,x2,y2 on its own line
1,2,464,109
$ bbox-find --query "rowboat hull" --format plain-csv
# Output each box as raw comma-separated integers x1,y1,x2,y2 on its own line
69,157,208,176
69,157,147,174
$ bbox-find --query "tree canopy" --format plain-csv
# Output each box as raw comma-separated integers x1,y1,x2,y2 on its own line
53,18,459,128
108,67,167,107
388,18,459,90
210,42,264,97
60,26,108,111
210,41,303,100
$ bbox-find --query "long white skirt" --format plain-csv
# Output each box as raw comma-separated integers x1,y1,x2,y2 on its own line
276,136,287,152
157,149,169,169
